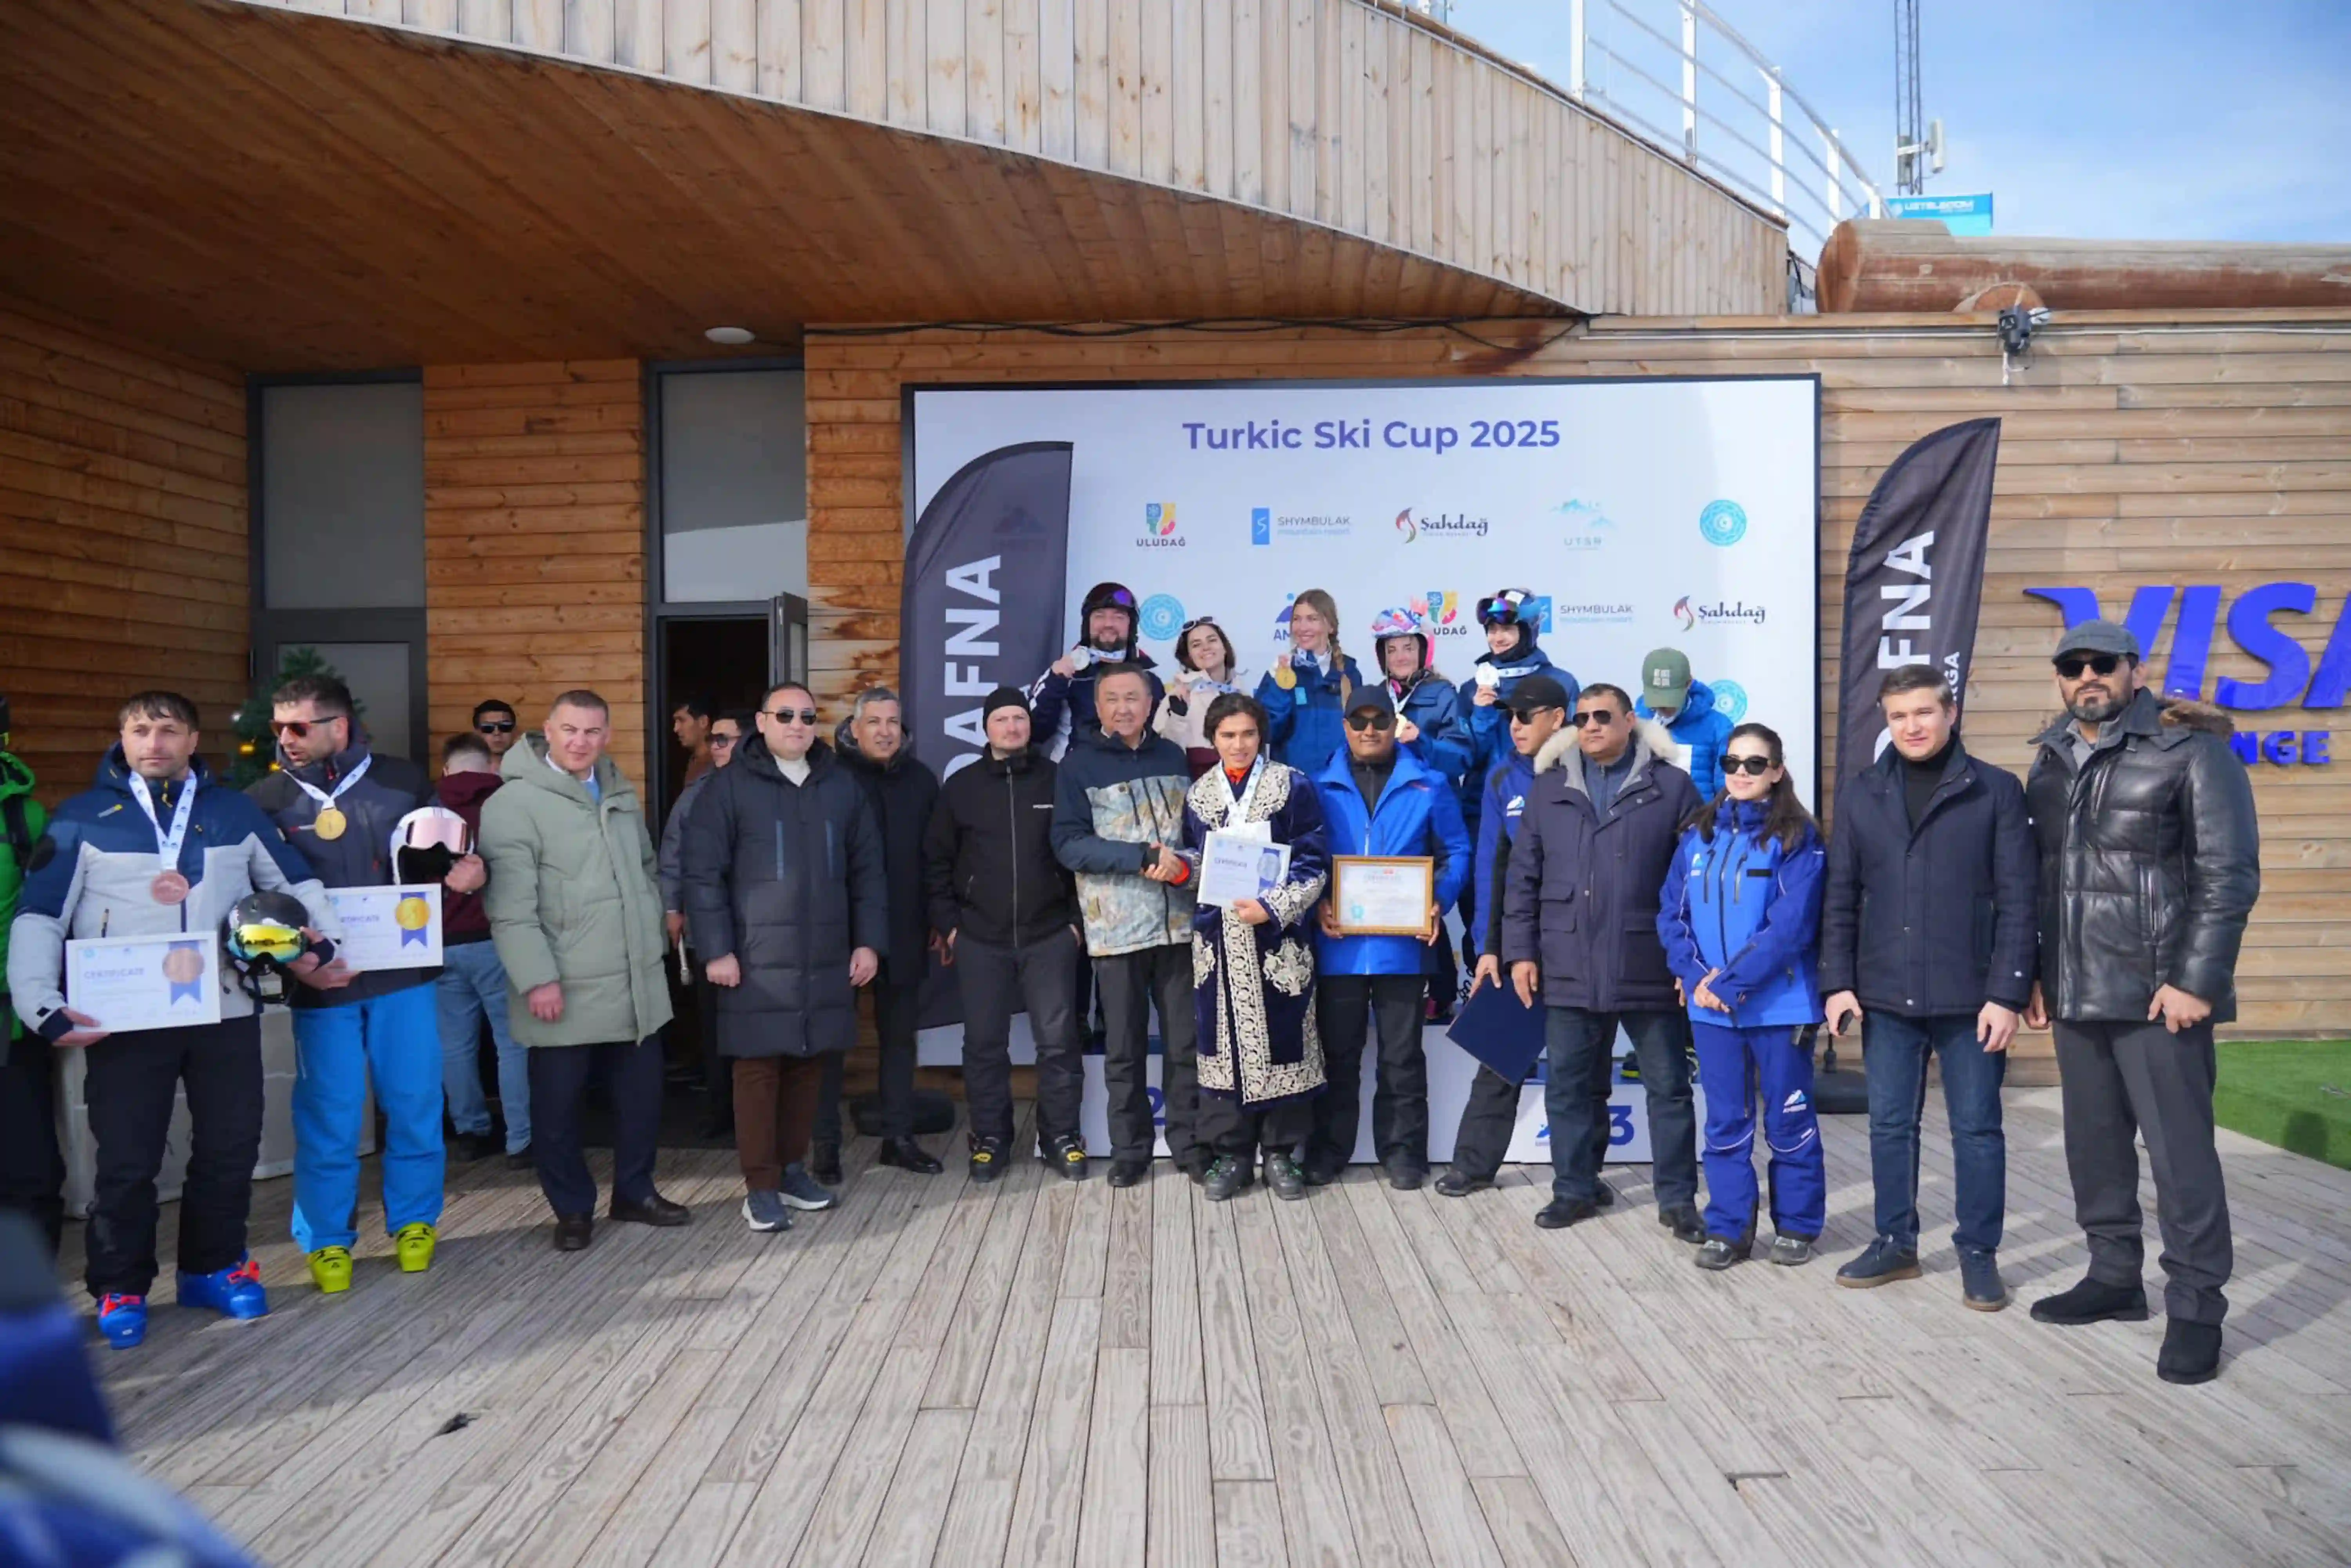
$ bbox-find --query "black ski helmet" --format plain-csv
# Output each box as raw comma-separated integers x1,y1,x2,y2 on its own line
1078,582,1141,657
225,889,312,1003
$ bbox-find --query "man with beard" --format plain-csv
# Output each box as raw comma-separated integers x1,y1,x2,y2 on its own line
1027,582,1165,761
2022,619,2258,1387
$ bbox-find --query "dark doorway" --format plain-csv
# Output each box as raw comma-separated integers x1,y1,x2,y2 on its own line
657,615,768,820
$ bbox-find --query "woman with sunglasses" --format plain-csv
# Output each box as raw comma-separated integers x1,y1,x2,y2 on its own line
1179,692,1331,1201
1657,723,1828,1271
1255,589,1363,780
1156,617,1254,779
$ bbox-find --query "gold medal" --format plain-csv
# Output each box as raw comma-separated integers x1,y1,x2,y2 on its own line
313,806,348,841
1270,661,1297,691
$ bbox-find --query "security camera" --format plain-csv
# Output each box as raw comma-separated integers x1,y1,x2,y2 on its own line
1997,305,2050,355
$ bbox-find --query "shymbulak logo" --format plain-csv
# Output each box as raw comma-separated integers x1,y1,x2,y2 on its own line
1675,597,1767,631
1699,499,1747,546
1523,595,1554,634
1255,507,1351,543
1712,679,1748,721
1139,594,1186,642
1554,498,1613,552
1139,503,1185,547
1554,601,1635,625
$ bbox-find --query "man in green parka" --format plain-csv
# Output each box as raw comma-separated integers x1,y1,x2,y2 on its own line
478,689,690,1252
0,695,60,1253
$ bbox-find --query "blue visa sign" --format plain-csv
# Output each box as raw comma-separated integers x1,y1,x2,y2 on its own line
2025,581,2347,766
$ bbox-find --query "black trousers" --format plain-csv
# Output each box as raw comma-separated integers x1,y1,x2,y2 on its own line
1310,974,1430,1171
1197,1093,1313,1162
1093,945,1199,1165
0,1036,64,1256
529,1036,663,1219
696,967,732,1127
82,1015,263,1300
817,980,921,1143
2055,1018,2233,1324
1448,1062,1532,1184
958,930,1084,1149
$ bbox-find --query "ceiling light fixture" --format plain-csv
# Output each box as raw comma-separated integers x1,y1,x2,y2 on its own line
704,326,757,346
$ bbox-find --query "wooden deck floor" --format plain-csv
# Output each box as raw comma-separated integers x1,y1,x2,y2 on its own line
77,1086,2351,1568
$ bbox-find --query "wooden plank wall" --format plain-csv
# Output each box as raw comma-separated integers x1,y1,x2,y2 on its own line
802,309,2351,1046
421,359,650,789
0,302,248,802
236,0,1786,316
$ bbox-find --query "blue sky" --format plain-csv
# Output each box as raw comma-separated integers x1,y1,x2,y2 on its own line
1459,0,2351,246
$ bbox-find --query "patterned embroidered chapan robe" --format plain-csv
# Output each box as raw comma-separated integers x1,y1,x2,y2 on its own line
1182,761,1331,1108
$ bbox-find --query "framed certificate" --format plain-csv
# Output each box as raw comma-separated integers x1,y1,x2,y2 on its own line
1331,856,1436,936
66,932,223,1031
328,885,445,970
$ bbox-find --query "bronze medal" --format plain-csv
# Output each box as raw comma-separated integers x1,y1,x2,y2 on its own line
151,871,190,905
313,806,348,841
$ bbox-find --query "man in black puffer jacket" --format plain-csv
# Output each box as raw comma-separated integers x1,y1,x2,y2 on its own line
2020,619,2259,1388
924,688,1084,1183
826,689,943,1180
682,683,888,1230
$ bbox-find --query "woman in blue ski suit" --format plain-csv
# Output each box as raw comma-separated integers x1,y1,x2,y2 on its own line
1256,588,1366,782
1657,721,1827,1270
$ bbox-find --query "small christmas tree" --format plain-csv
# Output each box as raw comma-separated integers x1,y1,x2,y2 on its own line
228,646,367,788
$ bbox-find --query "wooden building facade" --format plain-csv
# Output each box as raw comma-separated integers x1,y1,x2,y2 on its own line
5,0,2349,1067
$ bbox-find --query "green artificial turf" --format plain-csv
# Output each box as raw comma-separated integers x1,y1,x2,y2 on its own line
2213,1040,2351,1171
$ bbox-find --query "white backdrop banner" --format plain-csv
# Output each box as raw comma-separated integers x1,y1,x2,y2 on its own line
907,376,1811,1165
907,376,1821,793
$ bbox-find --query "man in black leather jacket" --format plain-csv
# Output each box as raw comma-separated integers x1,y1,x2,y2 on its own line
2021,619,2259,1387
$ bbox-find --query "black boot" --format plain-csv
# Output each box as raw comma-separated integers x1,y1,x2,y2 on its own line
2030,1275,2150,1326
877,1136,943,1175
809,1140,844,1187
2157,1319,2222,1385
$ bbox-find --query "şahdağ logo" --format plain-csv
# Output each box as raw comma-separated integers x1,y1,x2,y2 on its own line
1139,594,1186,642
1674,596,1767,631
1554,498,1613,552
1394,507,1489,543
1710,679,1749,722
1139,502,1185,548
1699,499,1748,547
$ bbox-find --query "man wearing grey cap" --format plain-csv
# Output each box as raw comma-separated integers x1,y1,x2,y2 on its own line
2022,617,2258,1386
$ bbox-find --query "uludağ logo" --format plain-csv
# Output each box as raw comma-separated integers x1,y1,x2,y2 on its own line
1409,592,1462,626
1139,594,1186,642
1139,503,1185,548
1711,679,1748,722
1699,499,1748,547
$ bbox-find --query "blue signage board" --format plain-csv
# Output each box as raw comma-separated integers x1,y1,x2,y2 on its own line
1886,192,1993,235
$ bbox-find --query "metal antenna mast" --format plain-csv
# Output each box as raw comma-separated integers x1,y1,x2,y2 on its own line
1894,0,1927,194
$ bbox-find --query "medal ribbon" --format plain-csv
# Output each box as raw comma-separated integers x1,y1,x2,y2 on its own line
128,771,199,869
286,754,372,825
1219,755,1275,843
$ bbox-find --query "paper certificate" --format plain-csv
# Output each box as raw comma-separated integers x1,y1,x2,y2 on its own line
328,885,445,970
1331,856,1436,936
1197,831,1291,907
66,932,223,1031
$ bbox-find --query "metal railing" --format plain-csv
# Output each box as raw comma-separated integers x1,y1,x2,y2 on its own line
1562,0,1884,301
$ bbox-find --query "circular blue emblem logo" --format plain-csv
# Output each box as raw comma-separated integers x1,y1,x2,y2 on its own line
1139,593,1186,643
1699,500,1748,547
1711,679,1749,722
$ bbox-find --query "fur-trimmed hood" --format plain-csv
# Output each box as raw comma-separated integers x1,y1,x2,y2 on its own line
1533,715,1677,785
2159,697,2233,737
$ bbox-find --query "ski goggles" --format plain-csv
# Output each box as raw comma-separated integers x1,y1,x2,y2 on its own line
230,922,306,963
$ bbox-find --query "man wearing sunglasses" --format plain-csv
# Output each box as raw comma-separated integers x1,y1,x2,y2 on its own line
1306,684,1471,1188
1820,664,2036,1312
472,700,520,760
681,684,888,1233
2021,619,2258,1386
249,675,460,1292
1499,683,1704,1236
